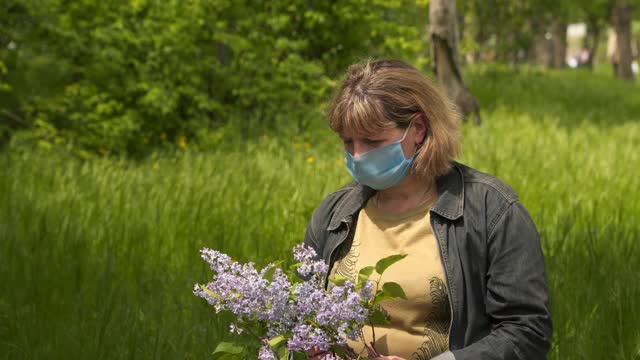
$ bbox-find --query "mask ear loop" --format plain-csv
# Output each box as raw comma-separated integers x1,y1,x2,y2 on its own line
411,113,429,156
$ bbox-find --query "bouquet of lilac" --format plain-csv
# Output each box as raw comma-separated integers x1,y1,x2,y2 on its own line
194,245,407,360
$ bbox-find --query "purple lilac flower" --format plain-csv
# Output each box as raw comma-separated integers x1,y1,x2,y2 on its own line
293,244,328,278
192,284,215,305
194,248,291,331
258,343,276,360
313,280,369,342
288,324,332,352
360,280,374,301
292,244,315,262
194,245,372,359
263,268,292,322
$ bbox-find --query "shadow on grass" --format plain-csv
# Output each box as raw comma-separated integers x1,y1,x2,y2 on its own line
466,65,640,129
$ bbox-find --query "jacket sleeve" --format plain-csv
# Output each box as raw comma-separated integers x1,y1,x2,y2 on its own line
451,200,553,360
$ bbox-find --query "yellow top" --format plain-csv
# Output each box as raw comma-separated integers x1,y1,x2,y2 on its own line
331,196,451,360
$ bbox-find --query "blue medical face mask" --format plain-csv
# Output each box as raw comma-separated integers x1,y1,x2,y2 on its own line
345,123,415,190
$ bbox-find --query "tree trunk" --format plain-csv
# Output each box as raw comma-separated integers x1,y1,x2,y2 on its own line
611,3,635,81
429,0,481,125
528,30,553,67
470,10,485,64
552,21,567,69
527,17,553,68
585,16,601,69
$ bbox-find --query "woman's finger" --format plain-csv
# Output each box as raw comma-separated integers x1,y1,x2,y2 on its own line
306,346,330,359
309,352,331,359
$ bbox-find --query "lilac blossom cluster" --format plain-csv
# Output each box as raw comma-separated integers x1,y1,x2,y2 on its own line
194,245,374,359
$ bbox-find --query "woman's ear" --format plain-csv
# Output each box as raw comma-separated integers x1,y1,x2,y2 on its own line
413,113,428,146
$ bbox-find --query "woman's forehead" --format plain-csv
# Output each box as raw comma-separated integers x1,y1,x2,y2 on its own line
338,125,400,139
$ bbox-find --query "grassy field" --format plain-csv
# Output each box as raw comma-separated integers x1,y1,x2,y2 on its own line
1,66,639,359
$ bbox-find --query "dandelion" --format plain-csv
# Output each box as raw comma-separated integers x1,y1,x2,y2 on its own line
305,142,311,149
306,156,315,164
152,162,160,170
178,135,188,150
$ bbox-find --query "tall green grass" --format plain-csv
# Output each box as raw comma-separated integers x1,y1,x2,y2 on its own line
1,67,639,359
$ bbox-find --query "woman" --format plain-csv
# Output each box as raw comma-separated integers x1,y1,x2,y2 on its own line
305,59,552,360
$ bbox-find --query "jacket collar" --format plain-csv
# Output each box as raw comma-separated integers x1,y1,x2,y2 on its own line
432,162,465,220
327,162,464,231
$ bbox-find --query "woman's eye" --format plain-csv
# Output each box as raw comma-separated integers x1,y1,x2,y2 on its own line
363,139,382,145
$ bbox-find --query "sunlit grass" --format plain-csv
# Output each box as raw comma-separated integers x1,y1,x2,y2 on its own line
1,67,639,359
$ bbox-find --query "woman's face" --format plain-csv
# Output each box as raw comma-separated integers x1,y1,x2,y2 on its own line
339,117,426,159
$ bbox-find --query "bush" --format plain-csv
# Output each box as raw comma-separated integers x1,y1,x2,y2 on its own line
1,0,429,156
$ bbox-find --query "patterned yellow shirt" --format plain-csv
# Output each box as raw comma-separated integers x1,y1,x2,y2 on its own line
331,197,451,359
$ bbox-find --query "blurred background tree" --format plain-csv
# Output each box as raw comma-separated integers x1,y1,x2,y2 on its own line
0,0,637,156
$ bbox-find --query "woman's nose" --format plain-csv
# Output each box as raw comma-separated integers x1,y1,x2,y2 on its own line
351,142,368,157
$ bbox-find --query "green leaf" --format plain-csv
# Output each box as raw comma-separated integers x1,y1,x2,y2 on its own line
368,308,390,326
215,354,244,360
375,254,407,275
329,274,349,287
357,266,375,283
277,345,289,360
291,351,308,360
373,289,394,305
268,335,285,348
382,282,407,300
331,345,346,357
212,342,244,358
263,261,283,282
200,285,218,299
263,266,277,282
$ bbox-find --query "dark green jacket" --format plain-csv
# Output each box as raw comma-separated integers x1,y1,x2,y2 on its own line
303,162,552,360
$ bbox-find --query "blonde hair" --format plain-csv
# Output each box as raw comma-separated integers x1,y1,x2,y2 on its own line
328,59,461,180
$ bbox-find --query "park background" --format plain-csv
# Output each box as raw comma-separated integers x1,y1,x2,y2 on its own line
1,0,639,359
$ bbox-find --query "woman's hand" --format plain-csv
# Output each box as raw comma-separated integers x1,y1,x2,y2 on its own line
307,345,406,360
306,346,331,359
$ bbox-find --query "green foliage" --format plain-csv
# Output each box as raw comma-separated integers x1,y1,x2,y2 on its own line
357,266,376,284
1,49,639,360
459,0,565,61
212,342,245,359
355,254,409,329
2,0,636,157
380,282,407,301
1,0,429,155
0,61,9,92
367,308,391,327
374,254,407,275
330,273,350,287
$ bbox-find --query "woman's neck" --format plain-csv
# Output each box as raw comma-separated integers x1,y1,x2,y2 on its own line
374,173,437,214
